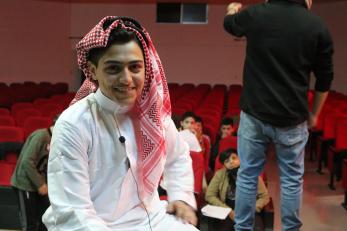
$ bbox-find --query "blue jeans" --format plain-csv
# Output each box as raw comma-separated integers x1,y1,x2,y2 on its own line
234,111,308,231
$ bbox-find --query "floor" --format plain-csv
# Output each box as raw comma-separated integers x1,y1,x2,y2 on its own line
260,148,347,231
199,145,347,231
1,149,346,231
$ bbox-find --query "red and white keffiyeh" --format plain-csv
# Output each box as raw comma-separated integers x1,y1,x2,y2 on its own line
72,16,171,200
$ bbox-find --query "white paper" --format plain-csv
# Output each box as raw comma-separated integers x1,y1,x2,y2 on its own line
201,204,231,220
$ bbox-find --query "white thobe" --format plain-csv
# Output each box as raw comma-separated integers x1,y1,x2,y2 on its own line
42,89,198,231
178,130,202,152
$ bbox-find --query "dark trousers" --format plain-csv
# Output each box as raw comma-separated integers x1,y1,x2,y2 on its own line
15,188,50,231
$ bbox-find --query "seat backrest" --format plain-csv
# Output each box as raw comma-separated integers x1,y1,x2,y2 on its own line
0,115,15,126
190,151,204,194
322,112,342,139
23,116,52,139
0,162,15,186
0,126,24,142
15,108,41,127
11,102,34,117
342,159,347,190
0,108,10,116
334,117,347,149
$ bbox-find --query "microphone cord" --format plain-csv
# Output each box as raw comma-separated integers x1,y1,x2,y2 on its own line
115,115,153,231
128,160,153,231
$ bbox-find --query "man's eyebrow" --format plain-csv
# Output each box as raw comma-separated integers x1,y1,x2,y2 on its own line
103,60,144,65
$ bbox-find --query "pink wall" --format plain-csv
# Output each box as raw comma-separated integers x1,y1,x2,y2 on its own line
1,1,346,93
0,0,72,88
70,3,246,89
68,1,347,93
312,1,347,94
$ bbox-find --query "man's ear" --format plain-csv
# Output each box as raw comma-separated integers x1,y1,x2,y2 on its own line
87,61,97,81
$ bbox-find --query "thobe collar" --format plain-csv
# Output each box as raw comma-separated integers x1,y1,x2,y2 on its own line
94,89,133,114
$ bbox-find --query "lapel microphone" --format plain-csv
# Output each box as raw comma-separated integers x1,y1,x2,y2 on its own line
114,116,126,144
119,136,126,143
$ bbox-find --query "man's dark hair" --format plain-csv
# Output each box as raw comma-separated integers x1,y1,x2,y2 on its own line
87,18,145,67
221,117,234,126
195,116,203,124
219,148,237,164
180,111,197,122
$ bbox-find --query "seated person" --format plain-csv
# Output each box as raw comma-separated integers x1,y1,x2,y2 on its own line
210,117,235,170
195,116,211,164
178,111,202,152
205,148,269,231
42,17,198,231
11,115,59,231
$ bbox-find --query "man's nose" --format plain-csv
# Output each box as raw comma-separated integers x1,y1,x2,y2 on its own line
119,68,132,84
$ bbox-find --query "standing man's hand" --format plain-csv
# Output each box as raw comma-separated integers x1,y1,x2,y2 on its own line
308,113,318,129
226,2,243,15
167,200,197,226
38,183,48,195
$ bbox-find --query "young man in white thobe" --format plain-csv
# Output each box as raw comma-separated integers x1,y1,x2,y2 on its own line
43,16,198,231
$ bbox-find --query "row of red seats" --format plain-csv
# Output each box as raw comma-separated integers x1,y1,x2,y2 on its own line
306,91,347,208
0,92,75,186
170,84,236,144
342,160,347,211
0,126,24,186
0,81,69,108
0,93,75,138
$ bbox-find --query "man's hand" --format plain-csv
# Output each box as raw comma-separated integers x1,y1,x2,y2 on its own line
308,112,318,129
167,200,197,226
38,183,48,195
226,2,243,15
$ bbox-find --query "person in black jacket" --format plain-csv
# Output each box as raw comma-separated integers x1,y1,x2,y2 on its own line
223,1,333,230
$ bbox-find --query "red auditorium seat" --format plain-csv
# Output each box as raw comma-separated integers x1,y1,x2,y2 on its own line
37,103,64,118
14,108,41,127
0,126,24,166
51,82,69,95
0,115,15,126
33,98,55,107
11,102,34,117
316,111,341,174
0,126,24,143
190,151,204,209
203,123,218,145
22,116,52,139
327,116,347,190
0,162,15,186
37,82,54,98
0,108,10,116
342,159,347,210
190,151,204,195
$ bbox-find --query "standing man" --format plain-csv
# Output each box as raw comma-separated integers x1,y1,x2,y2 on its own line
42,17,198,231
223,1,333,230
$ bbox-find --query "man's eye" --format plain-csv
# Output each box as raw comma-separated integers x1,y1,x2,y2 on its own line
106,66,121,74
129,64,143,73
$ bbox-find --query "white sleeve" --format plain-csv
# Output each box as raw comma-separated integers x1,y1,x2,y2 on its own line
163,119,197,210
45,120,111,231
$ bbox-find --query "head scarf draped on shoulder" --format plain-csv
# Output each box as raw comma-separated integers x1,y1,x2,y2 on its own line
72,16,171,200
